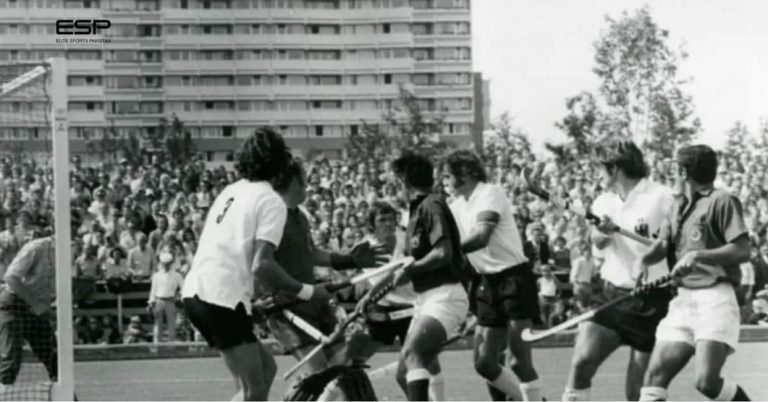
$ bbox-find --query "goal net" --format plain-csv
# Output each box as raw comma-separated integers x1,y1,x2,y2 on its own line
0,59,74,401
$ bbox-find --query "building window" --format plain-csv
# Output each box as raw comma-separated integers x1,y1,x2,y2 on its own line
222,126,233,137
315,126,324,137
225,151,234,162
384,74,392,84
382,23,390,34
350,125,358,135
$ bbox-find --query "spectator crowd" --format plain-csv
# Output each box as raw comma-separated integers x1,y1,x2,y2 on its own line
1,133,768,344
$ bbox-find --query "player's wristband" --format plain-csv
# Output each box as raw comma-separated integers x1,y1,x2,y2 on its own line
296,284,314,301
330,253,356,269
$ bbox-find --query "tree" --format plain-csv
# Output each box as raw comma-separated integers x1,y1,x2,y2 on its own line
554,92,601,157
491,112,531,153
724,121,750,154
346,85,451,163
592,5,700,156
156,114,195,167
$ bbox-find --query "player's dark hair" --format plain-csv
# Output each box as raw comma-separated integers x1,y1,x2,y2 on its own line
236,127,292,183
367,202,397,229
677,144,718,184
391,151,434,190
596,138,648,179
272,156,305,192
445,150,488,183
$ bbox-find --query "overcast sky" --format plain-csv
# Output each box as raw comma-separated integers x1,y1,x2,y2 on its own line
472,0,768,152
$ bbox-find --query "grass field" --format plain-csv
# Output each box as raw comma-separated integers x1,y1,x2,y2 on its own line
71,343,768,401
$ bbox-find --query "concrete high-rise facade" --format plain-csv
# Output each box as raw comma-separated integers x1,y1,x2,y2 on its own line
0,0,474,163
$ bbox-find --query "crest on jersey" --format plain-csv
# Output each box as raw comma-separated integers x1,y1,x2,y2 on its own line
690,228,702,242
410,236,420,250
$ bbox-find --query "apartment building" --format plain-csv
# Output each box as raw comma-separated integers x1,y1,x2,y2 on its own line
0,0,474,162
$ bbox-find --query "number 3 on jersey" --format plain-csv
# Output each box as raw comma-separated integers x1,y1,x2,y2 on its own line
216,197,235,224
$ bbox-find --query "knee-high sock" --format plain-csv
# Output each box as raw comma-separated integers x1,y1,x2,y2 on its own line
638,386,667,401
406,369,430,401
562,387,591,401
487,384,508,401
488,367,524,401
715,380,750,402
520,380,542,401
429,373,445,401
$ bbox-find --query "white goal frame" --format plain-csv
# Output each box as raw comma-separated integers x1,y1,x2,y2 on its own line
1,58,75,401
49,57,75,402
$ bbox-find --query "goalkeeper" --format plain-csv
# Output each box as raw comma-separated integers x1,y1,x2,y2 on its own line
0,210,82,386
255,157,388,387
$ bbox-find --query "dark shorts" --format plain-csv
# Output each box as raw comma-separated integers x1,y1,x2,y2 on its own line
590,283,673,353
267,299,339,352
182,296,257,350
365,305,413,346
472,263,541,328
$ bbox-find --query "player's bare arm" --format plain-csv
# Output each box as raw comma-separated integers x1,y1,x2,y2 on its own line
402,237,453,279
253,239,330,303
312,241,389,271
461,211,499,254
672,235,751,278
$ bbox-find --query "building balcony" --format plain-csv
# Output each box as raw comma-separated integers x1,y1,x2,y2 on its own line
161,9,236,22
414,59,472,72
67,86,105,99
2,7,100,22
173,110,238,122
413,34,472,47
415,84,473,97
345,58,414,71
1,35,58,46
68,110,106,124
67,60,104,74
413,9,470,21
160,7,412,22
164,85,242,98
164,60,225,73
103,8,162,18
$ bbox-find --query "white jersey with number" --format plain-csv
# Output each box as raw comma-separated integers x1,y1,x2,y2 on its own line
182,179,287,314
591,179,674,288
449,182,527,274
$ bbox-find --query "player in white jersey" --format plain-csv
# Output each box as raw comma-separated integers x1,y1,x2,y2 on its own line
638,145,751,401
444,150,542,401
181,128,331,401
563,139,675,401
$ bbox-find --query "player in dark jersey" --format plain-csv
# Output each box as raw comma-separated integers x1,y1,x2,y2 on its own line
359,151,468,401
258,157,387,399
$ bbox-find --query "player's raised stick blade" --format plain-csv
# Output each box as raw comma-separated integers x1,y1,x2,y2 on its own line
521,274,674,342
519,167,654,246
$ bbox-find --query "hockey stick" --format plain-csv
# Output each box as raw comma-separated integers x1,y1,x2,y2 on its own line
366,319,478,380
520,167,653,246
257,257,414,315
283,258,413,380
521,274,673,342
283,310,329,343
334,257,415,289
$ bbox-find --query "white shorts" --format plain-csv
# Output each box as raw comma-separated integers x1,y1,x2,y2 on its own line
655,283,740,351
409,283,469,336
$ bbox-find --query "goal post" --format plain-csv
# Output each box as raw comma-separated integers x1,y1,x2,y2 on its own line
0,58,74,401
50,57,75,402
